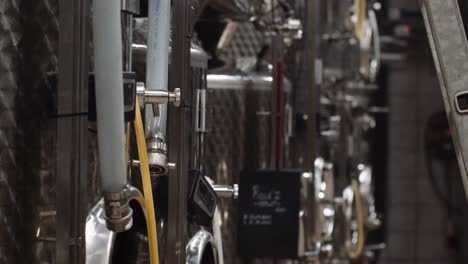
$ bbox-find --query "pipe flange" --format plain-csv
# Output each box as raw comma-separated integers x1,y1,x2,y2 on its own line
103,190,134,232
104,206,133,232
147,138,168,176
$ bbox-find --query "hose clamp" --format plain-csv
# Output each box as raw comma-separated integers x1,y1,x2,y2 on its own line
147,137,169,176
103,186,136,232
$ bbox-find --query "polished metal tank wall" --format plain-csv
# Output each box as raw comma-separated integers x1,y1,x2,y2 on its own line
205,18,273,263
205,73,279,264
0,0,59,262
206,73,293,263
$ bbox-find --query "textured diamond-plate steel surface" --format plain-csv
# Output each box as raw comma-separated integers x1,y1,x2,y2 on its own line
19,0,59,261
0,0,22,262
0,0,59,262
219,22,265,61
206,18,274,263
206,89,245,184
206,88,245,264
205,82,272,263
18,0,59,262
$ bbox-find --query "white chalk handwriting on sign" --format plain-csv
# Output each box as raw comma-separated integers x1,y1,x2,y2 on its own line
251,184,287,213
242,214,272,225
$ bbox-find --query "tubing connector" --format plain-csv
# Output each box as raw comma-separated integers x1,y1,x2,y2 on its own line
147,137,169,176
136,82,181,113
136,82,180,176
103,185,141,232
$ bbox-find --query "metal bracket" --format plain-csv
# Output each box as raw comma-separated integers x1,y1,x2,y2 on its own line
455,90,468,114
195,89,207,132
421,0,468,202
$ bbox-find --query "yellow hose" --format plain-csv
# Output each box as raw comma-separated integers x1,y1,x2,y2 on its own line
125,122,131,170
133,190,147,216
348,179,365,259
134,100,160,264
354,0,366,42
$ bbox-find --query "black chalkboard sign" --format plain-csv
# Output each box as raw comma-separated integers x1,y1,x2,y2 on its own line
238,170,301,258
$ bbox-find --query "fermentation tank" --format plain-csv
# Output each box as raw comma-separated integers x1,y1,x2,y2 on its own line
205,69,292,263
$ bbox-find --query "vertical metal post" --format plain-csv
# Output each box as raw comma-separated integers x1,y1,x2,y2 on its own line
336,95,349,192
167,0,191,262
301,0,320,254
304,0,317,171
270,36,284,171
122,13,134,72
56,0,89,263
420,0,468,201
122,0,140,72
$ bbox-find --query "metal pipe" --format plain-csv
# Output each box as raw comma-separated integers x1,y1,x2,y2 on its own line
368,9,380,83
301,0,319,255
212,208,224,264
212,184,239,199
121,0,139,72
194,88,207,172
57,0,89,262
122,12,133,72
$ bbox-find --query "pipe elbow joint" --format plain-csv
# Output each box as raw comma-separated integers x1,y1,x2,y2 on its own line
103,185,141,232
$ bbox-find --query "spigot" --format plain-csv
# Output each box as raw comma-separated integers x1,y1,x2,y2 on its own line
103,185,141,232
132,159,176,170
136,82,181,112
212,184,239,199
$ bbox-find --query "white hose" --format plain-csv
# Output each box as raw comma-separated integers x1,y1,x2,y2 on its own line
92,0,127,192
145,0,172,138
